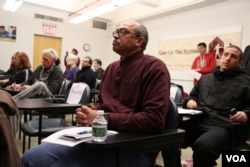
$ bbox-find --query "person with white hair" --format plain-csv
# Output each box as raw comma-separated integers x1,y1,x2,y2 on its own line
7,48,63,136
63,54,79,81
10,48,64,100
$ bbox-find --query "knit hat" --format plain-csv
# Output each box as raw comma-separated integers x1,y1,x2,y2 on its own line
72,48,78,55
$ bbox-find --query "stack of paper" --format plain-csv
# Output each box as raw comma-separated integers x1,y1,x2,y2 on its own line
178,108,203,115
42,126,118,147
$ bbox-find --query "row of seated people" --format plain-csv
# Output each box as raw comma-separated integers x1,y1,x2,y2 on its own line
1,49,98,92
63,48,104,81
21,20,250,167
2,48,97,137
2,20,250,167
0,50,101,167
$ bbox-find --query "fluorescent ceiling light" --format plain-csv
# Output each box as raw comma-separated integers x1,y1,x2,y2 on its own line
88,3,116,17
69,0,136,24
3,0,23,12
69,14,91,24
112,0,137,6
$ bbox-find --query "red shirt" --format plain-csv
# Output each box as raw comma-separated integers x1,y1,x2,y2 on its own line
191,53,216,85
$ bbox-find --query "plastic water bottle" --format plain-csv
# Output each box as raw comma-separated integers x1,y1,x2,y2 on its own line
92,110,107,142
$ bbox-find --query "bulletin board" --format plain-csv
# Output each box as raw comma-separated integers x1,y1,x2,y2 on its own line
158,28,242,70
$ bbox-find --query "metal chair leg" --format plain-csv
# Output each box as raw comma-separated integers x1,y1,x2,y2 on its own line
22,133,26,153
28,136,31,149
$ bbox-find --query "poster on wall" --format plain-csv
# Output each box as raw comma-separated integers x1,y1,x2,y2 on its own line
0,25,17,42
158,30,241,70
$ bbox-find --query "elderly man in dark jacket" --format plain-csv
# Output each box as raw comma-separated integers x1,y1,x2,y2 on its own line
180,45,250,167
12,48,63,99
8,48,63,135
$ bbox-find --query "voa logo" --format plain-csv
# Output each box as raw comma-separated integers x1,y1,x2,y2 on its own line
226,155,247,163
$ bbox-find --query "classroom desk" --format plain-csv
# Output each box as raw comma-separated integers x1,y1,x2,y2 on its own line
81,129,185,167
0,87,20,96
16,98,81,144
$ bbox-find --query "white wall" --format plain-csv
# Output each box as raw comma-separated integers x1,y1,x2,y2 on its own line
139,0,250,93
0,1,110,71
1,0,250,93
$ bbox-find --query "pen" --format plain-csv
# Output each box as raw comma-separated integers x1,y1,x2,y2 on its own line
77,130,92,135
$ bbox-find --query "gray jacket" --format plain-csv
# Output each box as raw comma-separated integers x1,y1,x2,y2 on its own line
24,65,64,94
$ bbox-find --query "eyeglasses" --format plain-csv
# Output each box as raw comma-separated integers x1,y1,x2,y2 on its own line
112,29,137,37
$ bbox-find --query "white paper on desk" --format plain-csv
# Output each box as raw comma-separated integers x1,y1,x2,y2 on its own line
170,86,178,99
66,83,87,104
42,127,118,147
189,69,202,80
178,108,203,115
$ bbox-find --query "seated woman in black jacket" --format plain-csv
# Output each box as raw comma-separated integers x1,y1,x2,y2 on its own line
1,52,32,87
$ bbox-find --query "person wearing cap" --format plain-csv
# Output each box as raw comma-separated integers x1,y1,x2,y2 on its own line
10,48,64,100
64,48,81,67
72,48,78,55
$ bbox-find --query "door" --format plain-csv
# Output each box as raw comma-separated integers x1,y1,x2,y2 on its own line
33,34,62,70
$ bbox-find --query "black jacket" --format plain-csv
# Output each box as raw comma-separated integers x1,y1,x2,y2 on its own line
184,66,250,124
24,65,63,94
69,66,96,89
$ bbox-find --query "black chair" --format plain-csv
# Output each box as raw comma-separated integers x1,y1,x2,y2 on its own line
170,83,184,106
21,82,90,152
57,78,68,97
228,123,250,151
90,79,100,103
18,78,68,140
156,98,181,167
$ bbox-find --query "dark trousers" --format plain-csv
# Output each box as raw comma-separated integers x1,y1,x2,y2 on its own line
179,119,230,167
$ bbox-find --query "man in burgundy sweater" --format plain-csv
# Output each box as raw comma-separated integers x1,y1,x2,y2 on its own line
22,20,171,167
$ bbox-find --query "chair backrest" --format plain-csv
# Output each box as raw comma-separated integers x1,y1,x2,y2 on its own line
24,69,30,82
165,98,179,130
58,79,67,96
65,82,90,105
94,79,101,90
170,84,184,106
161,98,180,167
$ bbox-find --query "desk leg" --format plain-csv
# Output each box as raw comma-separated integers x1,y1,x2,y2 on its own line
116,149,121,167
22,110,28,153
19,110,23,140
38,111,42,144
22,130,26,153
162,147,181,167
